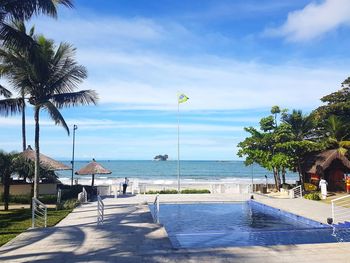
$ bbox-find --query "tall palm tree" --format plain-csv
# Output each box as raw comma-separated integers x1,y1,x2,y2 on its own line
0,22,35,151
0,35,98,198
0,0,73,49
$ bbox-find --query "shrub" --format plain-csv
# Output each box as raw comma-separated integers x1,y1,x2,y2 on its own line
39,195,57,204
0,194,31,204
181,189,210,194
304,192,321,201
57,199,79,210
146,189,178,194
304,183,317,192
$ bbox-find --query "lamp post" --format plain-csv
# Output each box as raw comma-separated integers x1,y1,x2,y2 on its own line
71,124,78,186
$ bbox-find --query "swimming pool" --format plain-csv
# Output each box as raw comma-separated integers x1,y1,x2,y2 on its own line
150,200,350,248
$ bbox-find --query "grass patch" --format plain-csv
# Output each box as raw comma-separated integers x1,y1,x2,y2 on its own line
0,208,72,247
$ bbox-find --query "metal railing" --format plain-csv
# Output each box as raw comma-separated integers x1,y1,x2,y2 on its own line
289,185,302,198
153,194,160,223
97,195,104,225
331,195,350,224
32,198,47,228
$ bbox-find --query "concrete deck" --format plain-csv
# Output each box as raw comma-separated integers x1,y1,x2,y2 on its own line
1,194,350,263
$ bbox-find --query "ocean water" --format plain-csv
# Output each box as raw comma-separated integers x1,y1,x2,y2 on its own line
57,160,298,184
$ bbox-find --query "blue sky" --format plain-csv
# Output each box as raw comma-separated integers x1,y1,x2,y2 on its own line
1,0,350,160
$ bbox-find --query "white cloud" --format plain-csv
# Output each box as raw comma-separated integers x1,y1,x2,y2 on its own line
265,0,350,42
0,117,245,132
79,50,346,111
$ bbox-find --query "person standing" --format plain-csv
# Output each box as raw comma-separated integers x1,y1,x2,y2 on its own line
123,177,129,195
319,178,328,200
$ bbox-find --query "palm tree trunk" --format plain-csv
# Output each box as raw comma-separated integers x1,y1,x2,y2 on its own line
297,158,304,188
3,173,10,211
21,96,26,151
34,106,40,199
282,167,286,184
273,167,279,191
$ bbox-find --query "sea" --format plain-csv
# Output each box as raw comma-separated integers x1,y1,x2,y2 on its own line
57,160,299,185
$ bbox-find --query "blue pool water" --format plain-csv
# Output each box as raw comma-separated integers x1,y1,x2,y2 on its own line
150,201,350,248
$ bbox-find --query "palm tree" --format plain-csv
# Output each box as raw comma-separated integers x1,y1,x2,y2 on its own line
323,115,350,155
0,0,73,49
281,110,316,185
1,34,98,198
0,150,18,210
0,22,35,151
282,110,315,141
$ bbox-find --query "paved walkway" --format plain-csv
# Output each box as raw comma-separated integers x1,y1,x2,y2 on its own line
1,194,350,262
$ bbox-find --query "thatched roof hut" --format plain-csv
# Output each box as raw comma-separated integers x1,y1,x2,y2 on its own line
21,145,71,171
75,159,111,186
304,150,350,174
303,149,350,191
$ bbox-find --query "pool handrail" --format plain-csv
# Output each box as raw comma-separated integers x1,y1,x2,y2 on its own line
153,194,160,223
331,194,350,224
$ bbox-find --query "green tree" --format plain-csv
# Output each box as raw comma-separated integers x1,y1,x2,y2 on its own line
0,34,98,199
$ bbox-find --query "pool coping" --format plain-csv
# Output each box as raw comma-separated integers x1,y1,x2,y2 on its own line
249,199,331,228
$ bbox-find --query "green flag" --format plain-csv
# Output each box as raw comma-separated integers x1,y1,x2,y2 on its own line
178,93,189,104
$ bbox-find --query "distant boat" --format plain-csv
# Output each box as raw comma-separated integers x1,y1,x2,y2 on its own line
154,154,168,161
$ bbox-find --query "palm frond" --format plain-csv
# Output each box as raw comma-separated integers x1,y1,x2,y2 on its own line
0,85,12,98
0,98,23,116
47,63,88,94
0,23,35,50
42,101,70,135
51,90,98,108
0,0,73,21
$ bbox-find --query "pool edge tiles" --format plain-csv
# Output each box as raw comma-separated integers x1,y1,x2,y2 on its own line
249,200,331,229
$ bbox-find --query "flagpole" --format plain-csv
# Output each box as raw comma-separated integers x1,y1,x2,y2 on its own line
177,99,180,193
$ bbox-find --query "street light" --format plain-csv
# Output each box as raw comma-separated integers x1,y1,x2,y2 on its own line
71,124,78,186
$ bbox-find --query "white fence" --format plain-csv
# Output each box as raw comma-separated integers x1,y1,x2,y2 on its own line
97,195,104,225
32,198,47,228
331,195,350,224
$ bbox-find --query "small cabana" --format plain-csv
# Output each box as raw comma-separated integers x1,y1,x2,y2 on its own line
75,159,111,187
304,149,350,191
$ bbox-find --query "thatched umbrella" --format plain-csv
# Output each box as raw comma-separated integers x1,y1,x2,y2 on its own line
75,158,111,186
21,145,71,171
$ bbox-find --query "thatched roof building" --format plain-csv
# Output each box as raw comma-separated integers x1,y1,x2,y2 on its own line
21,145,71,171
303,149,350,191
